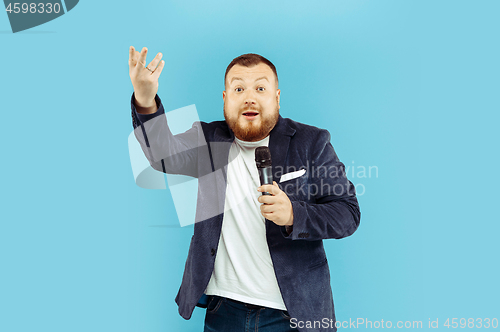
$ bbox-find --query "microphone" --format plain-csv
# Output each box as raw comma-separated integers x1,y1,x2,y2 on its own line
255,147,273,195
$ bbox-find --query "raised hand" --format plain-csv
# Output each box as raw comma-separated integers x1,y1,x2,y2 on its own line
128,46,165,112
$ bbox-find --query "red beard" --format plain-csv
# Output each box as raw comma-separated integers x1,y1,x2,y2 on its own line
224,104,279,142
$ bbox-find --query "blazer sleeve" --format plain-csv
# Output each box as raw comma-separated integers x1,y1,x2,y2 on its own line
280,129,361,240
131,92,206,178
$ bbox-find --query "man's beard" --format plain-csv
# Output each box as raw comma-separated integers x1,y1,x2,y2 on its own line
224,104,279,142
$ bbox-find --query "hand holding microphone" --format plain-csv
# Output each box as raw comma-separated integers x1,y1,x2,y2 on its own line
255,147,294,227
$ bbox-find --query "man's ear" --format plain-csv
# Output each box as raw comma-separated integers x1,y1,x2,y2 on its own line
223,90,226,102
276,89,281,107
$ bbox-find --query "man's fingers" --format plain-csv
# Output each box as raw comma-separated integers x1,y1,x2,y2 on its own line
153,59,165,79
261,204,275,213
147,52,163,72
258,184,281,195
138,47,148,67
128,46,136,69
258,195,277,204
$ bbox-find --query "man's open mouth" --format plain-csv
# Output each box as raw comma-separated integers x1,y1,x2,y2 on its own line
242,111,259,118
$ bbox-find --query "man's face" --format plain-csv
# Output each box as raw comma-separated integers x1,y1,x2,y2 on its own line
223,63,280,142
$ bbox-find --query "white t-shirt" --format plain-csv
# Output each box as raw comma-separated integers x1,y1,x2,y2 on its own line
204,135,287,310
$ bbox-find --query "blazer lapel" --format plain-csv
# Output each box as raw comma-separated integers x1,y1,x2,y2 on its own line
268,115,296,183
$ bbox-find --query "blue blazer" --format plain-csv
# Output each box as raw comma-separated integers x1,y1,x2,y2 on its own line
131,93,361,331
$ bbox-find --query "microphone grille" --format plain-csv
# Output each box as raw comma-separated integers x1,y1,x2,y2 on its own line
255,146,272,168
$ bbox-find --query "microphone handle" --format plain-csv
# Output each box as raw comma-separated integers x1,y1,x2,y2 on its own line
258,166,273,195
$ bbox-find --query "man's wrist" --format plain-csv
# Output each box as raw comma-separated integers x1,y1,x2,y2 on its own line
133,94,158,114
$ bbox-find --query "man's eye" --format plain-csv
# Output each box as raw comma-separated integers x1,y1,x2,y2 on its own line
257,87,265,91
235,87,243,92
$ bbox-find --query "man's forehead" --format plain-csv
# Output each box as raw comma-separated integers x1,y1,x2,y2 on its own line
227,63,274,83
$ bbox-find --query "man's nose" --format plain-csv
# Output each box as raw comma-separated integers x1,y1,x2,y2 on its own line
243,91,257,106
244,99,256,106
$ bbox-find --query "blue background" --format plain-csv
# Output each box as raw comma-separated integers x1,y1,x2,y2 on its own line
1,0,498,331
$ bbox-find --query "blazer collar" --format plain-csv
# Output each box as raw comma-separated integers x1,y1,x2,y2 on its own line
213,115,295,181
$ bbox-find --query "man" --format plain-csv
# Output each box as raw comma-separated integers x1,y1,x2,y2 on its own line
128,46,361,332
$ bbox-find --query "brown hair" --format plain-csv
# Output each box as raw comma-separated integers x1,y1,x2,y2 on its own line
224,53,278,88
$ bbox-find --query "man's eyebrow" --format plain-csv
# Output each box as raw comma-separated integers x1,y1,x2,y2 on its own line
230,76,269,84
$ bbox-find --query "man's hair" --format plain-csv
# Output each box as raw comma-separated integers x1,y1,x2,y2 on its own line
224,53,278,89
